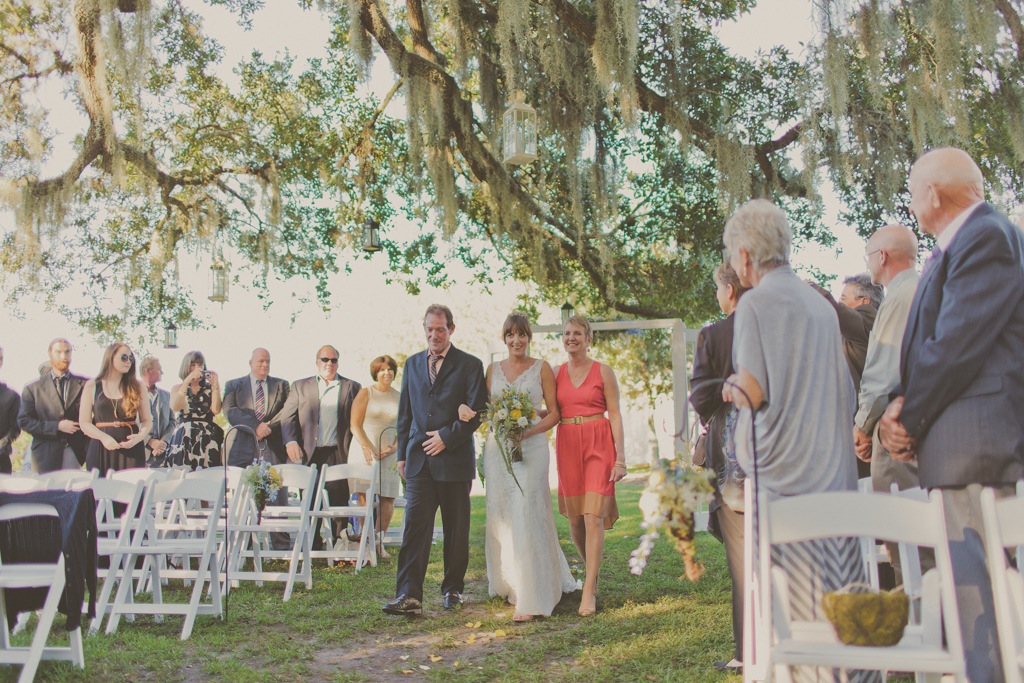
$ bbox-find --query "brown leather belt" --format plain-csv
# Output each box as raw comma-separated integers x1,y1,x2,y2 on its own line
95,421,134,429
560,414,605,425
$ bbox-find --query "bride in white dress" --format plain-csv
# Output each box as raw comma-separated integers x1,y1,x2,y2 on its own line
462,314,579,621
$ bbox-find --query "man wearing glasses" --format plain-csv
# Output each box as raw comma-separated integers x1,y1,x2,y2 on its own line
281,345,361,549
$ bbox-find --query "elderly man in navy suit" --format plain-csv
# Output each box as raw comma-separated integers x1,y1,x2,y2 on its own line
881,147,1024,682
383,304,487,615
223,348,290,467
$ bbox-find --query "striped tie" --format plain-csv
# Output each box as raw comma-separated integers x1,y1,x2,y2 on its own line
429,355,440,385
255,380,266,421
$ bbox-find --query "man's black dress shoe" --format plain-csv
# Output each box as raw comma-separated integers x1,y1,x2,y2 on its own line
713,659,742,673
382,595,422,616
443,592,463,610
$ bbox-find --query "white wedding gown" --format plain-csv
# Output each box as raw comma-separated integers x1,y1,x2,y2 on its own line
484,360,580,615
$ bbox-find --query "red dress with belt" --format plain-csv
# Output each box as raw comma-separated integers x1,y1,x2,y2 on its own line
554,362,618,529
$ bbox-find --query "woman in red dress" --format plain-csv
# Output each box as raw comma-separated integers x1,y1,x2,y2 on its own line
555,315,626,616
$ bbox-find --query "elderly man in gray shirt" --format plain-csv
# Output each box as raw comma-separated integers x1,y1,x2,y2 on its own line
853,224,921,493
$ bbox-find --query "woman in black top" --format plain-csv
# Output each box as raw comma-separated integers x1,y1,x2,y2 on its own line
81,343,152,475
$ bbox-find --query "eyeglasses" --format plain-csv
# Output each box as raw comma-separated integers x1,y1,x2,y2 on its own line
319,357,339,364
119,353,134,363
863,248,882,263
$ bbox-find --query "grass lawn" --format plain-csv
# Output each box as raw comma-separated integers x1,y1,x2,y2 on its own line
3,480,741,682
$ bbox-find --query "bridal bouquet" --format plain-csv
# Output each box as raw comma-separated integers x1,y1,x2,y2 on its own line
482,386,537,494
629,459,715,582
244,458,283,524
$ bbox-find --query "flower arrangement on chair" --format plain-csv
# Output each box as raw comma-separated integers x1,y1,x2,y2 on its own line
630,459,715,581
244,458,283,524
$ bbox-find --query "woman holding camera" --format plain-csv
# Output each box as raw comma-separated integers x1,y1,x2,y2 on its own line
165,350,223,469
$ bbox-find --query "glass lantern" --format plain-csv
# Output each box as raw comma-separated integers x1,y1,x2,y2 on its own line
502,92,539,165
209,259,229,303
362,219,382,253
560,302,575,325
163,322,178,349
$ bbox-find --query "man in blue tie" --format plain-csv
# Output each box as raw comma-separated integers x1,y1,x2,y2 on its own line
383,305,487,615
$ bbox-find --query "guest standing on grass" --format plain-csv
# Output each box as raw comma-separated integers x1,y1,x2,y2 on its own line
383,305,487,616
722,199,875,683
689,261,749,674
350,354,401,559
458,314,579,622
165,350,223,469
18,338,89,473
554,315,626,617
81,343,152,476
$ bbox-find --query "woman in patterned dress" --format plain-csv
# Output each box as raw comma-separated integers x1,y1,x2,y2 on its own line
81,343,152,475
554,315,627,617
165,350,223,470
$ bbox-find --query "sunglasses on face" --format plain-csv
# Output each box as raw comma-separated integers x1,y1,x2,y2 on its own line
119,353,134,363
320,357,339,364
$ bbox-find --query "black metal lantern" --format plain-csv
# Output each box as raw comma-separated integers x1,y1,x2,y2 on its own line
209,259,229,303
502,92,539,165
362,219,382,253
560,302,575,325
164,322,178,349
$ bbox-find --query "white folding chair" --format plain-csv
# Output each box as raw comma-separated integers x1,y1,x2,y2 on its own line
225,463,317,600
85,478,146,633
0,503,85,682
855,477,890,590
107,467,182,485
105,477,225,640
0,477,48,493
308,463,378,570
746,488,966,683
981,487,1024,683
45,469,98,491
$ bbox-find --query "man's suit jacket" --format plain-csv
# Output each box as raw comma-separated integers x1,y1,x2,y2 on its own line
145,387,175,461
0,382,21,460
899,202,1024,488
17,372,89,471
223,375,289,466
280,375,360,466
397,345,487,482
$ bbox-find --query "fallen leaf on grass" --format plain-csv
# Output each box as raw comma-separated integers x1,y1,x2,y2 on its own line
465,621,482,628
429,655,443,662
494,629,507,637
466,635,477,644
454,661,460,667
401,670,414,675
419,665,430,671
399,655,409,661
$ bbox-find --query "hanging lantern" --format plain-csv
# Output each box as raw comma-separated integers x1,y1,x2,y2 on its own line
362,219,382,253
209,259,229,303
502,92,539,165
163,322,178,349
560,302,575,325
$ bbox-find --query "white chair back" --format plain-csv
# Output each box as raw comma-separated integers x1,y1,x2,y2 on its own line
980,487,1024,683
44,468,98,491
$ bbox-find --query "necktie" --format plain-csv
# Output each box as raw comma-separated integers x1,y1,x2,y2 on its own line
56,375,68,411
255,380,266,421
429,355,441,385
922,245,942,276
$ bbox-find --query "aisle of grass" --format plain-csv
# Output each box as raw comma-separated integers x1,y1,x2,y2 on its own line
5,481,741,682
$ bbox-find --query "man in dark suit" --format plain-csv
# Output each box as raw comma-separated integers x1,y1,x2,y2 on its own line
281,345,360,549
880,147,1024,682
17,337,89,473
0,345,22,474
383,304,487,616
223,348,289,467
139,356,175,465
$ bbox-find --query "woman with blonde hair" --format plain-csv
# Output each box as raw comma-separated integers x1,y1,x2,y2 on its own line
81,343,152,475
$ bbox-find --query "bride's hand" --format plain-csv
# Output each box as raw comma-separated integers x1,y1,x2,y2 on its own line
457,404,476,422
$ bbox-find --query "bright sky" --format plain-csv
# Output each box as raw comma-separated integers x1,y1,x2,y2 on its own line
0,0,868,398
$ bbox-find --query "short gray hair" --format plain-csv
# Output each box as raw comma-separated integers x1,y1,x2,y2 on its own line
723,199,791,274
843,273,884,309
138,356,160,374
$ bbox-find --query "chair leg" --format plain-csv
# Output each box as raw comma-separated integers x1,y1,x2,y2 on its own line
68,626,84,668
19,571,65,683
